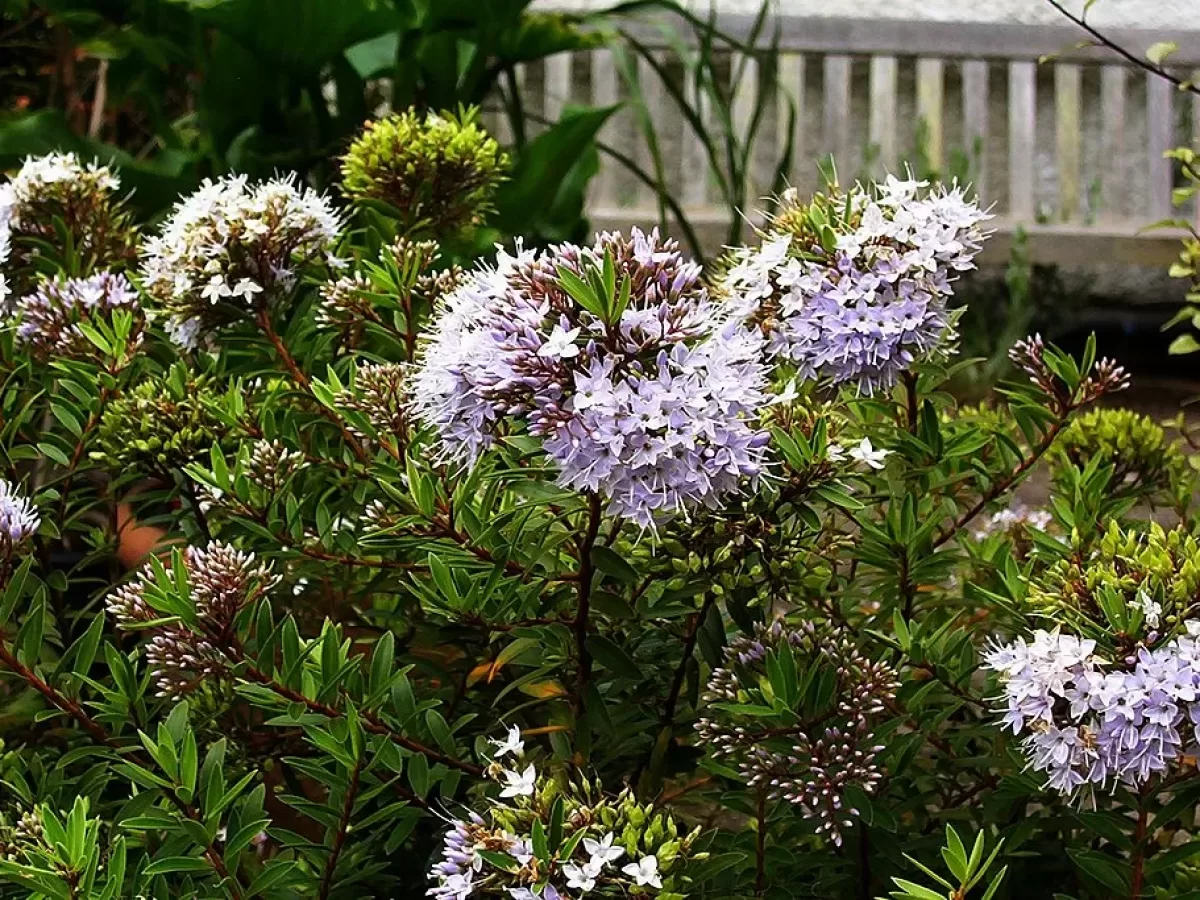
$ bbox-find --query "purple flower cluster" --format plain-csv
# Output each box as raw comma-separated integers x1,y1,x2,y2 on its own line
106,542,278,697
985,627,1200,795
12,271,140,360
720,176,990,393
0,480,39,549
411,228,770,526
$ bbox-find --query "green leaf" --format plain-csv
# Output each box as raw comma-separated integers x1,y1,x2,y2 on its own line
590,546,639,584
1147,40,1178,65
143,856,215,875
586,635,640,679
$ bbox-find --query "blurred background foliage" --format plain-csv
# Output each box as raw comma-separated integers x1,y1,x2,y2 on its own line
0,0,796,252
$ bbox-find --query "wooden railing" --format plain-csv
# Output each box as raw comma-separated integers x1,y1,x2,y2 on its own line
492,13,1200,266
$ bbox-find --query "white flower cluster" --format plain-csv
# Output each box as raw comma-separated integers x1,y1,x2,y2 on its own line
0,152,120,232
140,174,343,348
428,726,669,899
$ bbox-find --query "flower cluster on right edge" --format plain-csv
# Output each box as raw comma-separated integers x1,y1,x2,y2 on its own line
985,523,1200,799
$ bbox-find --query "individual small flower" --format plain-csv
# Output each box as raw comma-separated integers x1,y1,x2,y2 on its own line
499,765,537,798
490,725,524,759
141,174,343,348
847,437,889,469
719,176,991,394
340,108,508,236
621,855,662,889
563,862,598,892
583,832,625,865
0,480,39,550
12,270,141,360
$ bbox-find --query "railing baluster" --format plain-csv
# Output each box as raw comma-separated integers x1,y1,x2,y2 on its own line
777,53,806,190
543,52,573,124
961,60,989,200
869,55,898,177
916,58,944,174
1008,60,1036,220
733,51,761,203
822,54,852,177
1147,72,1174,219
1100,66,1127,220
1054,63,1082,222
591,48,621,210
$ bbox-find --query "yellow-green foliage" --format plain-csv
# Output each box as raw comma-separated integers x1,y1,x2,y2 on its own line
340,107,507,236
92,370,229,471
1054,407,1188,498
1028,522,1200,636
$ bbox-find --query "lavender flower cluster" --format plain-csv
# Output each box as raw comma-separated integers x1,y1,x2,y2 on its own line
695,620,898,845
985,627,1200,795
140,174,343,349
429,728,690,899
0,480,39,550
11,271,140,360
411,228,770,527
719,176,990,393
106,542,278,697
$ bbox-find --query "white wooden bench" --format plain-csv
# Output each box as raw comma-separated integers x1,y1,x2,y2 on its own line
497,13,1200,267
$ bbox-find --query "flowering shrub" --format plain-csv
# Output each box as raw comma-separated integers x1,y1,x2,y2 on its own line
0,110,1192,900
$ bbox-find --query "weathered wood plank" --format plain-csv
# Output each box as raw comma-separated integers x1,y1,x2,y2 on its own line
777,53,805,189
681,65,710,209
543,52,573,123
823,55,852,176
1100,66,1127,220
869,55,898,177
636,51,670,208
1054,63,1081,222
916,58,944,174
1147,72,1174,219
961,59,989,199
1008,60,1036,220
590,48,621,207
619,16,1200,66
732,51,761,202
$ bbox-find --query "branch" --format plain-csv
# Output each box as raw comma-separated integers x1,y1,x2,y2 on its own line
240,664,484,777
255,307,371,464
1044,0,1200,96
571,494,604,725
318,753,363,900
933,417,1067,548
659,591,717,732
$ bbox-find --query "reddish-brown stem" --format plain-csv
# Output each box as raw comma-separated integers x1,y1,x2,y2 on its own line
1131,792,1149,899
256,307,371,464
659,592,716,731
933,417,1067,548
318,754,363,900
902,371,919,434
571,494,604,727
755,790,768,896
240,664,483,777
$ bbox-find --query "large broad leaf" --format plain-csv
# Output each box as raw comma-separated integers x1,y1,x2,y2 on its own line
180,0,406,72
496,12,605,62
494,104,617,236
